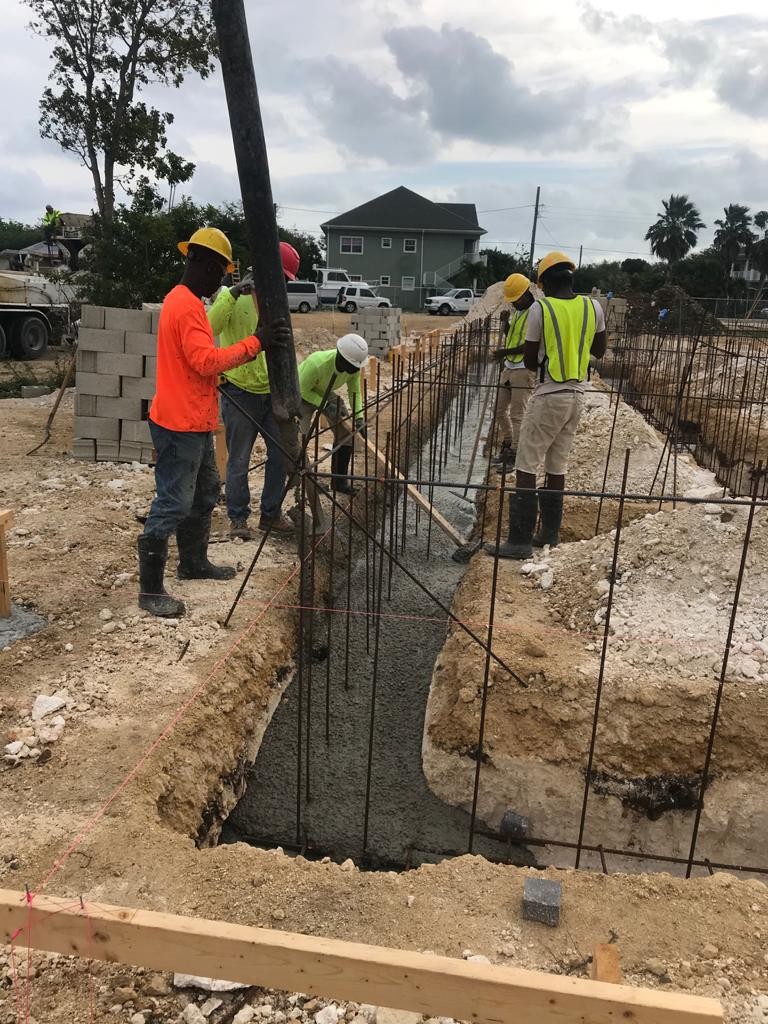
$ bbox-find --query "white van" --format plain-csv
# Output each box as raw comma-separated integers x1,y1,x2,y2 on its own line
313,266,372,305
286,280,320,313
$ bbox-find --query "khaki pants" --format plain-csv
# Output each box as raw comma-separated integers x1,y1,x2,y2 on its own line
493,368,534,447
516,391,585,477
293,397,354,524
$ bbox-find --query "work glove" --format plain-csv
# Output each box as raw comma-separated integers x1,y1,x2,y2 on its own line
230,274,254,299
256,318,291,352
355,419,367,439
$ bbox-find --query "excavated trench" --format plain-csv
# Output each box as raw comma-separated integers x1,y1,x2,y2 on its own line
221,385,536,868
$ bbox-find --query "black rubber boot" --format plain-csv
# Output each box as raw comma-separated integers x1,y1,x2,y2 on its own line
484,489,537,560
533,489,564,548
176,515,236,580
331,446,355,495
137,536,186,618
492,441,516,468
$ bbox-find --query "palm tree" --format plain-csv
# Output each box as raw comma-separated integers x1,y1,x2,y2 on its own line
713,205,755,291
749,212,768,316
754,210,768,239
645,194,706,269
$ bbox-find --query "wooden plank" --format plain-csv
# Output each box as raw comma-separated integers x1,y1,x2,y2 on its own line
590,943,623,985
364,440,464,547
0,890,721,1024
0,509,12,618
214,423,228,481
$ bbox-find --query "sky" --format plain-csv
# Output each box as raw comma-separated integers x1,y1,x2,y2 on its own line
2,0,767,266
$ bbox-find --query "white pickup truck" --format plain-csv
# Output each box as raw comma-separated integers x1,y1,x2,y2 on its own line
424,288,478,316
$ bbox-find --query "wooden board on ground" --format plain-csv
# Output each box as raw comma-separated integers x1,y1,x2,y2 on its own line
364,440,464,547
0,889,722,1024
0,509,12,617
590,943,623,984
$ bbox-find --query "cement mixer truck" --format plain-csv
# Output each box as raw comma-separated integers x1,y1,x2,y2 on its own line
0,271,76,359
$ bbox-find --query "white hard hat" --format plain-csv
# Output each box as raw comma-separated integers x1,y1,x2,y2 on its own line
336,333,368,369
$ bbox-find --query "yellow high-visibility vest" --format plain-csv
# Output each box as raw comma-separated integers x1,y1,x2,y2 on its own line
538,296,596,383
504,308,529,364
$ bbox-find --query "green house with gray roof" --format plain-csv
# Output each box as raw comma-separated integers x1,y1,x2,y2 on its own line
320,186,486,311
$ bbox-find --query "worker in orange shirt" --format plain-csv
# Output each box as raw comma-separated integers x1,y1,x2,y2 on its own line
139,227,290,618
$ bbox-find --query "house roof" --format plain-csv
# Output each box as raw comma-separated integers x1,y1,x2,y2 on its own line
321,186,485,235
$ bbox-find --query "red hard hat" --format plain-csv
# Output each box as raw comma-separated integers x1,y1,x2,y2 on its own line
280,241,300,281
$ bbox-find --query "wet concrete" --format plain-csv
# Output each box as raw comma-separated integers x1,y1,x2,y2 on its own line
0,603,47,648
224,389,534,867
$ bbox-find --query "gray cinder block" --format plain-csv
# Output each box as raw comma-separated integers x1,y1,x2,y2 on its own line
74,415,120,441
125,332,157,357
121,419,152,444
77,328,125,354
80,305,106,330
20,385,52,398
75,372,120,398
522,877,561,927
144,356,157,380
104,307,153,332
76,349,98,372
96,440,121,461
95,395,143,421
74,394,98,416
95,352,144,378
121,376,156,400
72,438,96,460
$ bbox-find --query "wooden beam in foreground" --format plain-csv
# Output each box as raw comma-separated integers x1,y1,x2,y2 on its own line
0,889,721,1024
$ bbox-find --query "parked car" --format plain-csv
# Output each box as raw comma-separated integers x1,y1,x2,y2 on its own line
424,288,477,316
336,285,392,313
286,280,320,313
313,266,372,305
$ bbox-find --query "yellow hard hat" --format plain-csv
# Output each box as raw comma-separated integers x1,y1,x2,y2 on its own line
536,250,576,283
503,273,531,303
178,227,235,273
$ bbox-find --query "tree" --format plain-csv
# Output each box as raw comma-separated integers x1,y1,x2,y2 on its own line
644,194,706,268
0,219,40,252
450,246,529,290
754,210,768,239
669,249,724,298
713,204,755,295
28,0,216,224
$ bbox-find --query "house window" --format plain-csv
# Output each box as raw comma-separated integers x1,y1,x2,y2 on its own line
401,276,415,291
381,237,392,249
380,275,391,286
340,235,363,255
403,238,417,253
349,274,362,282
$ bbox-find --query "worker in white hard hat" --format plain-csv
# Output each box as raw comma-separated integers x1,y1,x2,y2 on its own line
486,251,606,560
297,334,368,497
490,273,536,469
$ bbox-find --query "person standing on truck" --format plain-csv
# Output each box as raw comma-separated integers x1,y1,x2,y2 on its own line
208,241,300,541
42,205,63,251
138,227,290,618
485,251,606,560
489,273,536,469
297,334,369,498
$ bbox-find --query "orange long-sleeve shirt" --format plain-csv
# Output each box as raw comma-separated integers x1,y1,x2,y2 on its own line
149,284,261,432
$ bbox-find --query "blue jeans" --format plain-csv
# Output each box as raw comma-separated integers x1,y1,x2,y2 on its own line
143,420,220,539
220,381,286,521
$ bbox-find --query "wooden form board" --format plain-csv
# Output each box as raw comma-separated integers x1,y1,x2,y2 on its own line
364,440,464,547
0,889,721,1024
0,509,12,617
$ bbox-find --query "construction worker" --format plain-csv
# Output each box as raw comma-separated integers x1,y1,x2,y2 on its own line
297,334,368,497
490,273,536,468
42,205,63,249
209,241,300,541
138,227,290,618
486,251,606,560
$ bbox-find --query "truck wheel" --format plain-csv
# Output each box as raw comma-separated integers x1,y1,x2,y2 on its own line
439,304,452,316
298,301,311,314
344,301,357,313
378,302,388,308
10,315,49,360
0,324,7,358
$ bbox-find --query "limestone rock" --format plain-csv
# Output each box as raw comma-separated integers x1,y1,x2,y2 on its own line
31,693,67,721
375,1009,422,1024
316,1006,340,1024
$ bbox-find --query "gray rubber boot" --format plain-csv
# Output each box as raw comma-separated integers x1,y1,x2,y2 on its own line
533,489,564,548
137,536,186,618
484,489,538,560
176,515,236,580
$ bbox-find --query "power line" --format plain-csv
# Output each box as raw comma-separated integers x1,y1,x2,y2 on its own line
478,203,536,214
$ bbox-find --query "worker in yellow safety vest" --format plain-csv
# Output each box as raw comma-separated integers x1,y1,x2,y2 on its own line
42,205,63,247
486,251,607,560
490,273,536,469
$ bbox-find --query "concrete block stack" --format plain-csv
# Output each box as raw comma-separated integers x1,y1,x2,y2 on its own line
350,307,402,358
73,305,160,463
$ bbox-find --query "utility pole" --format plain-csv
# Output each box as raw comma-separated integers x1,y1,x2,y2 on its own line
528,186,541,276
211,0,301,427
578,244,583,269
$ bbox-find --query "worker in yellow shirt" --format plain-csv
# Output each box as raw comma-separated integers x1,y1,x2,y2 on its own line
490,273,536,469
297,334,368,499
208,241,300,540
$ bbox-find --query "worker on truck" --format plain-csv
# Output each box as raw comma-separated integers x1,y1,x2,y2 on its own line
485,251,606,560
489,273,536,469
208,241,300,541
42,204,63,250
297,334,369,497
138,227,289,618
